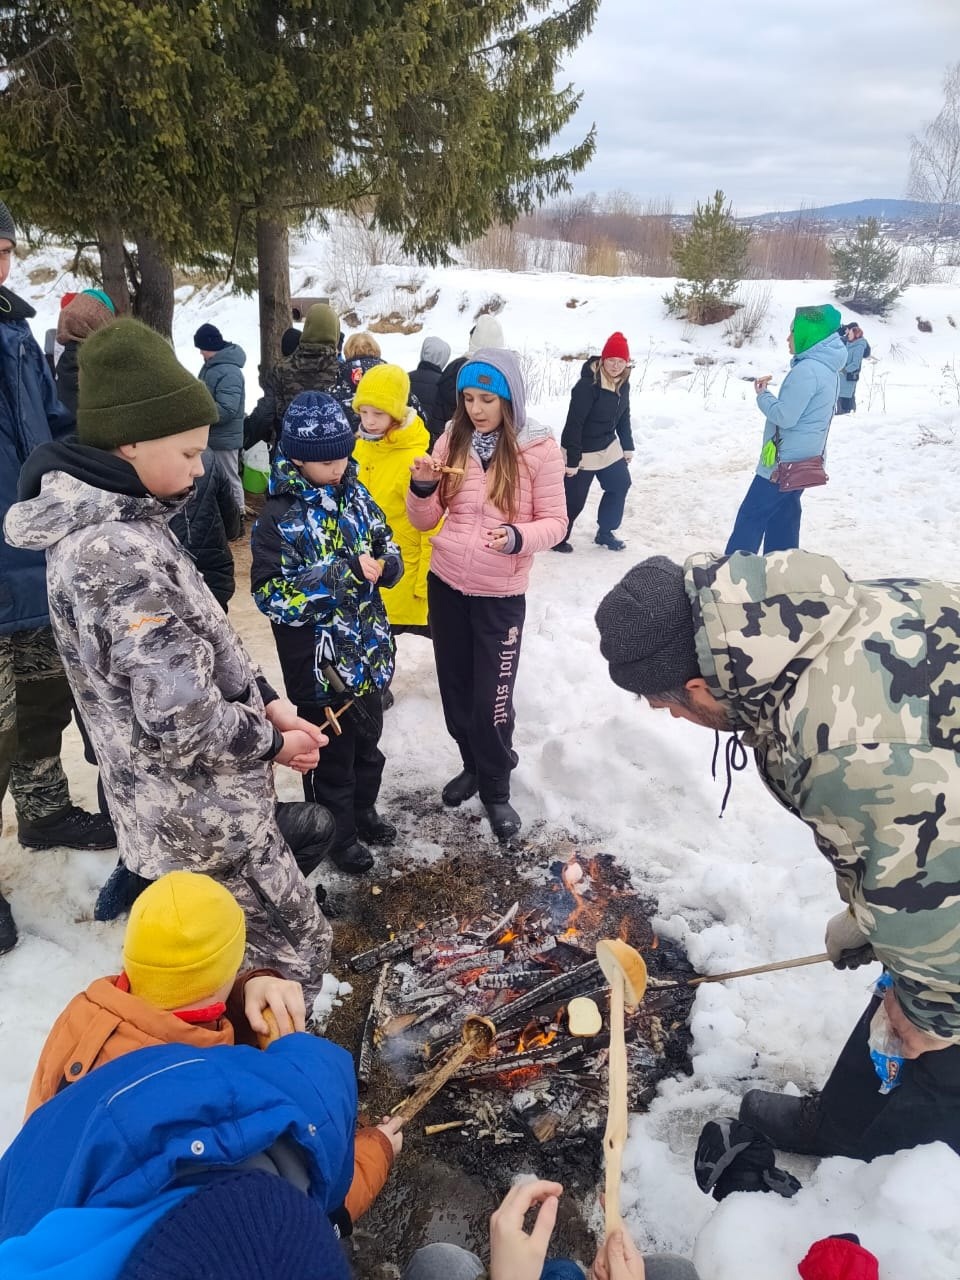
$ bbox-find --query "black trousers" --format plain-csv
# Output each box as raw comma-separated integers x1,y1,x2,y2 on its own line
563,457,631,538
815,995,960,1160
427,573,525,805
836,396,855,415
298,692,385,851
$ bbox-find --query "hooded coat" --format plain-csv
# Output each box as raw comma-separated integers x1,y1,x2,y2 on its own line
754,333,847,478
3,442,333,987
686,549,960,1041
0,286,74,634
409,336,452,444
840,335,870,398
251,456,401,705
198,343,246,451
0,1039,356,1279
169,447,243,608
353,412,440,627
561,356,634,470
407,347,566,598
436,315,505,424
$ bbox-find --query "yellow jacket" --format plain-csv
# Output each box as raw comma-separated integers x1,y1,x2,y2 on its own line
353,412,440,626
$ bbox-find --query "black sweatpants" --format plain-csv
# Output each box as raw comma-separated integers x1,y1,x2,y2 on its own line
427,573,525,805
298,691,385,852
563,457,631,539
814,995,960,1160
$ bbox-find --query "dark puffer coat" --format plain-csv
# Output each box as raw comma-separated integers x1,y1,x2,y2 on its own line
560,357,634,469
169,448,243,608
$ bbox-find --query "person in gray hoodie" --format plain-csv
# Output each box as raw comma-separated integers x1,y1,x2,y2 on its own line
725,305,846,555
194,323,247,512
435,315,505,426
408,336,452,446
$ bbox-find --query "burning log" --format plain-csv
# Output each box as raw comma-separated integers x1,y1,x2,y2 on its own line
492,959,602,1029
350,916,459,973
481,901,520,944
510,937,559,963
358,963,391,1085
475,969,556,991
453,1039,588,1081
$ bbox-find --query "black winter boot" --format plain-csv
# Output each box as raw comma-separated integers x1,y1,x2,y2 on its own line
19,805,117,851
275,801,337,878
484,801,522,842
738,1090,824,1156
355,808,397,845
329,840,375,874
442,771,478,807
94,861,154,922
0,892,17,955
595,531,626,551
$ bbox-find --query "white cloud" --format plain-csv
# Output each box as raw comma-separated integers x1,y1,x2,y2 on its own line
553,0,960,211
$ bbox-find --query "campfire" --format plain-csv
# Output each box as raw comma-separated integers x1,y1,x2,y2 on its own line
349,849,695,1146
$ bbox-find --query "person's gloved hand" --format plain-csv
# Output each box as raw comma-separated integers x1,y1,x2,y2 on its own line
825,908,876,970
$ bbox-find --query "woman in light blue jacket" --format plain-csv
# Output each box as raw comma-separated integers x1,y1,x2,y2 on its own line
725,305,846,554
836,323,870,414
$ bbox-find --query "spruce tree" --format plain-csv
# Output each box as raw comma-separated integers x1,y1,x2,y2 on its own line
831,218,903,316
664,190,750,325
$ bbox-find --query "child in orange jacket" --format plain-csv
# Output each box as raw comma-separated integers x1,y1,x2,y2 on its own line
25,871,400,1223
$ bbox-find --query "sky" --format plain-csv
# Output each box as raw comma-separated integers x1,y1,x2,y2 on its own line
554,0,960,214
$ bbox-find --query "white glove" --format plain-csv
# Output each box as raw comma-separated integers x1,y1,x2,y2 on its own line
825,909,875,970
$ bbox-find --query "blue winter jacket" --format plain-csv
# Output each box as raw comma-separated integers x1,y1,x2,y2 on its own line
199,342,246,451
0,287,74,634
0,1036,356,1279
754,332,847,479
839,335,869,396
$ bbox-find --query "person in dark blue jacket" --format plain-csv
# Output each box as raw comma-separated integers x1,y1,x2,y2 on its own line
725,305,846,555
0,1037,357,1278
0,199,115,954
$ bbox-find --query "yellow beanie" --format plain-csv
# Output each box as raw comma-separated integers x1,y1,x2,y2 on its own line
122,871,246,1010
353,363,410,424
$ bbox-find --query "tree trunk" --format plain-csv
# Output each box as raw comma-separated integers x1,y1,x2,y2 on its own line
256,213,291,373
133,235,175,339
97,223,131,315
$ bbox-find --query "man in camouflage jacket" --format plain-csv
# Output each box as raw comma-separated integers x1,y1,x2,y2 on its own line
596,549,960,1160
4,318,334,992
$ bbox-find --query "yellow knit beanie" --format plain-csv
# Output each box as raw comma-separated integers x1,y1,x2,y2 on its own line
122,871,246,1010
353,363,410,425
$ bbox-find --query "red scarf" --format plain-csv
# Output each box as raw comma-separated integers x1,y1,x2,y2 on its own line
115,972,226,1025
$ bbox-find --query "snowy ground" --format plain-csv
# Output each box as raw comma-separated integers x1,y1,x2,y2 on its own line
3,239,960,1277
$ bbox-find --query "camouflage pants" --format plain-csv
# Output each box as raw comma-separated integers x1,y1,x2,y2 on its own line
0,627,72,824
229,843,333,999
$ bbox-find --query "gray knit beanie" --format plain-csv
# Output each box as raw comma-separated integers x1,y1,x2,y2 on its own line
0,199,16,245
595,557,701,696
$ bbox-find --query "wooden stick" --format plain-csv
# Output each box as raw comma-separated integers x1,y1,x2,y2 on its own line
424,1120,469,1136
649,952,832,991
358,963,391,1085
256,1007,292,1051
438,465,464,475
603,968,627,1236
394,1016,495,1125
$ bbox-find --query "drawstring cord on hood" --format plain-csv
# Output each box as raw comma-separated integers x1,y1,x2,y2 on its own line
712,729,748,817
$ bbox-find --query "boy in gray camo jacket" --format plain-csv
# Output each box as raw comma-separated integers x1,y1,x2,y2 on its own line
4,318,333,992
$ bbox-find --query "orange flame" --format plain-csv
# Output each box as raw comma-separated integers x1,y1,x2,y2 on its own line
515,1007,565,1054
650,934,660,950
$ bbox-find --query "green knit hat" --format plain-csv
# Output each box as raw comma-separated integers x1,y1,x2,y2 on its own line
301,302,339,347
77,318,217,449
791,304,842,355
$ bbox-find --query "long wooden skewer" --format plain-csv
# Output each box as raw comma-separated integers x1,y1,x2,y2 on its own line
648,952,831,991
393,1016,495,1125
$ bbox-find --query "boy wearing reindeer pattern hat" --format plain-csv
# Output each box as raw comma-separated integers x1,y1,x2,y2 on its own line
3,318,334,990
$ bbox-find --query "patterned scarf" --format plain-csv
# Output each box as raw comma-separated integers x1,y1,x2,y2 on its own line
472,428,501,469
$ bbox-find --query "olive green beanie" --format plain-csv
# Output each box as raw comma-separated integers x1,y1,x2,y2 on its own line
301,302,340,347
77,318,217,449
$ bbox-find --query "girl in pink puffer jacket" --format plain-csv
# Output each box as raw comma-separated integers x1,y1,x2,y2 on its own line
406,347,566,841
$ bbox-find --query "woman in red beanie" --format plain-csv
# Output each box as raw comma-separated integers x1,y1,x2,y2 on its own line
555,331,634,552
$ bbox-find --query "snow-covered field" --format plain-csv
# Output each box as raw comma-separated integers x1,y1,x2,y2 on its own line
3,237,959,1277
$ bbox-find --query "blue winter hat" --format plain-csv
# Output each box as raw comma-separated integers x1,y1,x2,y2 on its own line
281,391,354,462
194,322,227,352
118,1171,351,1280
456,360,512,402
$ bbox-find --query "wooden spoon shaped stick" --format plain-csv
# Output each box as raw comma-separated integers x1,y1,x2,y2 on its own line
596,939,648,1237
649,952,831,991
394,1015,496,1125
322,700,355,737
256,1007,295,1051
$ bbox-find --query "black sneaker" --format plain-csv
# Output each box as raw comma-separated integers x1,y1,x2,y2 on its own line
0,892,17,955
355,807,397,845
595,531,626,551
441,770,478,807
738,1089,824,1156
19,805,117,851
551,541,574,554
329,840,375,874
484,801,522,842
94,862,154,921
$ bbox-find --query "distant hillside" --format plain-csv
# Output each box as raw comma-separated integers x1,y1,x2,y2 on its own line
748,199,957,224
